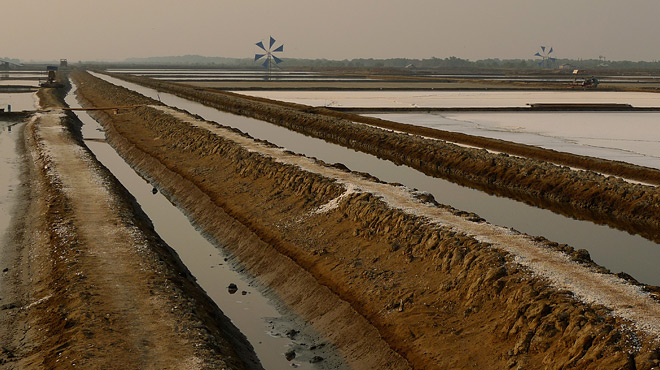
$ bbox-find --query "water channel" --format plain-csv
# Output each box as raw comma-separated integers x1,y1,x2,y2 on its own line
0,88,34,269
91,72,660,286
0,119,25,270
65,83,342,370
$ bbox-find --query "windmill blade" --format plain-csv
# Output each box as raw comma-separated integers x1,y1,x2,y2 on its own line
254,54,266,61
269,36,276,49
538,61,544,67
273,44,284,53
534,52,542,57
548,47,553,54
272,55,283,64
541,46,546,53
262,59,270,69
549,57,556,62
256,41,267,51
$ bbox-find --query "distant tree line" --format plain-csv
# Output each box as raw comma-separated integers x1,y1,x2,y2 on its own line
116,55,660,72
10,54,660,72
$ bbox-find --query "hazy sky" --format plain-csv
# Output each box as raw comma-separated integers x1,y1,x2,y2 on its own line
4,0,659,62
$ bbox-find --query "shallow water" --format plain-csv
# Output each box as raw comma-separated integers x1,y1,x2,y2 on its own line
0,121,23,269
369,111,660,170
0,93,35,266
107,69,366,82
0,72,44,79
0,92,37,112
0,80,40,87
92,72,660,286
236,90,660,108
66,82,340,370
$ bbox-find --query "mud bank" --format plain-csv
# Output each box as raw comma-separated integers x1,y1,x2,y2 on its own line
0,81,258,368
105,72,660,243
72,70,660,369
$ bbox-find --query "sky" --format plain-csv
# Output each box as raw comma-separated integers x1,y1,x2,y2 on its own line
4,0,660,62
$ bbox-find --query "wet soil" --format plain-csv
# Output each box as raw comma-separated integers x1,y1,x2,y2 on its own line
72,69,660,369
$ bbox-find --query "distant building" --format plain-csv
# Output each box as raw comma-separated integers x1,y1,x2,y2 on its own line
60,59,68,68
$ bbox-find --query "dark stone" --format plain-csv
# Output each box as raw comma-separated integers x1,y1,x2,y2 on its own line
414,192,437,205
2,268,7,273
571,249,591,263
1,303,17,310
331,163,349,171
310,356,324,363
227,283,238,294
1,347,15,359
151,187,158,194
285,329,300,339
285,350,296,361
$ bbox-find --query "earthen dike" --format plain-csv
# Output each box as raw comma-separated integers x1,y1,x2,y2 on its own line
67,70,660,369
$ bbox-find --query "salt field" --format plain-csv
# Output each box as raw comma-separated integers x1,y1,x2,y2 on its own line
229,89,660,170
94,72,660,286
64,82,342,370
0,92,36,112
370,111,660,170
107,69,371,82
4,0,660,365
236,90,660,108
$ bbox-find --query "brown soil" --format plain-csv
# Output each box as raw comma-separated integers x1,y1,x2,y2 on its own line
71,69,660,369
105,72,660,244
0,80,259,368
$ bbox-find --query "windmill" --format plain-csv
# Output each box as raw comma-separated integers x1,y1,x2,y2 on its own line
254,36,284,80
534,46,556,68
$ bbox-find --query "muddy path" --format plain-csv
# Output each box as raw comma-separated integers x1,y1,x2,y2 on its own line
72,69,660,369
0,78,259,369
103,72,660,244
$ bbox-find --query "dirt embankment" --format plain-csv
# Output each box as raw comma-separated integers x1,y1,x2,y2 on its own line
104,72,660,244
0,78,259,369
72,70,660,369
